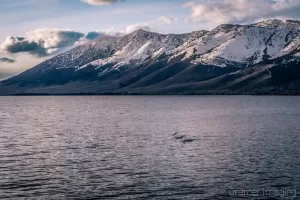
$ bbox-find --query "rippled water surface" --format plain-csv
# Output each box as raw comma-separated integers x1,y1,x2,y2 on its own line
0,96,300,200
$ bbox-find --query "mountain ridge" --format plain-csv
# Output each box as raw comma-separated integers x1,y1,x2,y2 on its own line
1,19,300,95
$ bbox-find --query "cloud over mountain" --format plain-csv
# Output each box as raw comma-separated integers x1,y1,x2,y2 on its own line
185,0,300,25
1,36,43,55
125,23,153,34
0,29,106,57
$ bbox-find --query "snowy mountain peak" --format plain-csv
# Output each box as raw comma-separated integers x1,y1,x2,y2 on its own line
131,29,151,34
212,24,242,32
254,19,286,27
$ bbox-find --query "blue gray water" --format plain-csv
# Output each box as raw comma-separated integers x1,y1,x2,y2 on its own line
0,96,299,200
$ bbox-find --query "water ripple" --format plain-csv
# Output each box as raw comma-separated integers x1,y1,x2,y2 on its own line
0,96,299,199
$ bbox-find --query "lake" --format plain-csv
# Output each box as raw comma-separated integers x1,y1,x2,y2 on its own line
0,96,299,199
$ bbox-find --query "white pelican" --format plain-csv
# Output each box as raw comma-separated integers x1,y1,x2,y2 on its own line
173,132,195,142
181,137,195,143
173,132,184,140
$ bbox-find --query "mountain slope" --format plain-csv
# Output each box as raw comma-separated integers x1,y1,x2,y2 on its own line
1,19,300,95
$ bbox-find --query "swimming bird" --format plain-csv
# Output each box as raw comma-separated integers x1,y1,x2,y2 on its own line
181,137,195,143
173,132,184,140
173,132,195,143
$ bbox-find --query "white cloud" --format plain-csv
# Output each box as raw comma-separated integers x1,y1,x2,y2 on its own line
184,0,300,25
27,29,84,49
158,16,177,25
97,27,125,37
0,28,110,57
125,23,153,34
0,29,85,56
81,0,119,6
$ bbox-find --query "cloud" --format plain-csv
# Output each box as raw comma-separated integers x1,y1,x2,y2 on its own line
184,0,300,25
0,29,105,57
81,0,120,6
0,36,43,55
28,29,85,49
158,16,177,25
85,28,125,39
0,57,15,63
125,23,153,34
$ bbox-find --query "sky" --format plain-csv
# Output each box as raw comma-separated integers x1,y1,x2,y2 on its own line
1,0,300,79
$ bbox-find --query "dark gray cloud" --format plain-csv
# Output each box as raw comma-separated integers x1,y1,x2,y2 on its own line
1,36,45,56
0,57,15,63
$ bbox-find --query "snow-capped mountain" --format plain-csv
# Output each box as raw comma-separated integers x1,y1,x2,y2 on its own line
176,19,300,66
1,19,300,95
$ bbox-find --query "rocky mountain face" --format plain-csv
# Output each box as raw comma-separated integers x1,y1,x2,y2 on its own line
1,19,300,95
